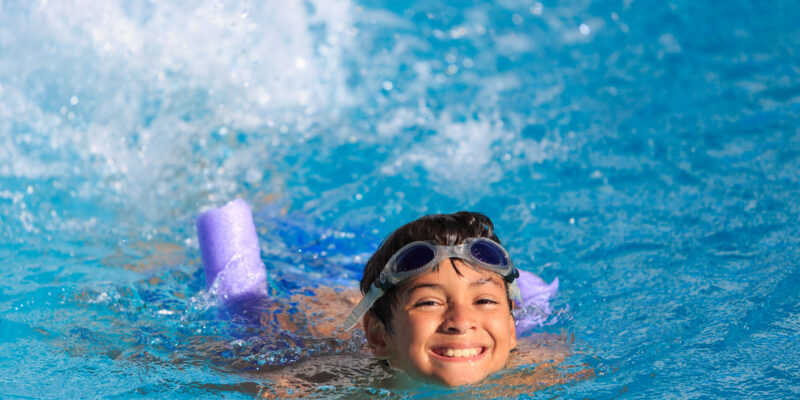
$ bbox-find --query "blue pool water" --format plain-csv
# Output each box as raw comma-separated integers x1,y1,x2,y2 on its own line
2,0,799,398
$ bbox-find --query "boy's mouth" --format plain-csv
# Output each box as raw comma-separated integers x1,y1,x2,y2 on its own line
431,346,486,359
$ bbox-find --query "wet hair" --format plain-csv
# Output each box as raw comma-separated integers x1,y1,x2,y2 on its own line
359,211,510,333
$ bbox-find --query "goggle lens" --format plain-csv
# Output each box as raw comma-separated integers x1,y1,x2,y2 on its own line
394,245,435,273
470,240,509,267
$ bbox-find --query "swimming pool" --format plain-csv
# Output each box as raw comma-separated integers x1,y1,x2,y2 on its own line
2,0,799,398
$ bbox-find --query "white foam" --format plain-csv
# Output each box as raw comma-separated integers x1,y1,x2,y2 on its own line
40,0,353,119
380,112,564,196
0,0,359,227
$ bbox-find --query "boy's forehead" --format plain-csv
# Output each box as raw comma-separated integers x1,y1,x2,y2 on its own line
401,259,506,290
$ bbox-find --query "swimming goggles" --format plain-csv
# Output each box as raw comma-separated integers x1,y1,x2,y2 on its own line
343,238,521,330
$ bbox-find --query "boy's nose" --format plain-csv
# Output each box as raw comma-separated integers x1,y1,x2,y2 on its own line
440,303,477,333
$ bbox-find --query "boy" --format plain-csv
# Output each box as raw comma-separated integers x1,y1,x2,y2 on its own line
346,211,522,386
198,202,575,392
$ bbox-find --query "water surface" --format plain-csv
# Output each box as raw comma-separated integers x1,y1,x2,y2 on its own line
1,0,799,398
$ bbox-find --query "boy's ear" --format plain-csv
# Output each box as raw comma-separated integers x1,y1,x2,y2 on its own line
363,312,392,359
509,312,518,350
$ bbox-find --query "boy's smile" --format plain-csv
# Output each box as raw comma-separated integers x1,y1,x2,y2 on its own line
366,258,517,386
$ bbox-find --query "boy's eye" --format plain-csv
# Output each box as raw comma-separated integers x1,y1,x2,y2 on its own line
476,298,499,305
414,300,440,307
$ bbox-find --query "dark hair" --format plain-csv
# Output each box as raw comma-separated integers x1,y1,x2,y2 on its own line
359,211,506,333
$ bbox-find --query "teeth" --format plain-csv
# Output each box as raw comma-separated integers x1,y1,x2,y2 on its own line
439,347,481,358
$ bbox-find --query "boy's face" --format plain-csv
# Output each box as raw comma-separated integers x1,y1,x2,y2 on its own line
375,258,517,386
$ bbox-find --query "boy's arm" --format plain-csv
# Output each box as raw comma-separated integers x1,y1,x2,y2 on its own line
289,286,362,338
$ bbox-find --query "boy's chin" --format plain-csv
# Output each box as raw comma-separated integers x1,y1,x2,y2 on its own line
424,370,491,387
392,366,488,387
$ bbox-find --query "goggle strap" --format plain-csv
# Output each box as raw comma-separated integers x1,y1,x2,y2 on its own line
342,284,384,331
508,281,522,303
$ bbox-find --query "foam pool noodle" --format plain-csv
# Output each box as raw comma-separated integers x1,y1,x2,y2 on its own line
196,198,267,303
514,269,559,332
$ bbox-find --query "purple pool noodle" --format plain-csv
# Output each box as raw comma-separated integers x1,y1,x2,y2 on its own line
514,269,559,332
196,198,267,302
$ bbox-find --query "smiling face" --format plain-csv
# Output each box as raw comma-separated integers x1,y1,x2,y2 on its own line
364,258,517,386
